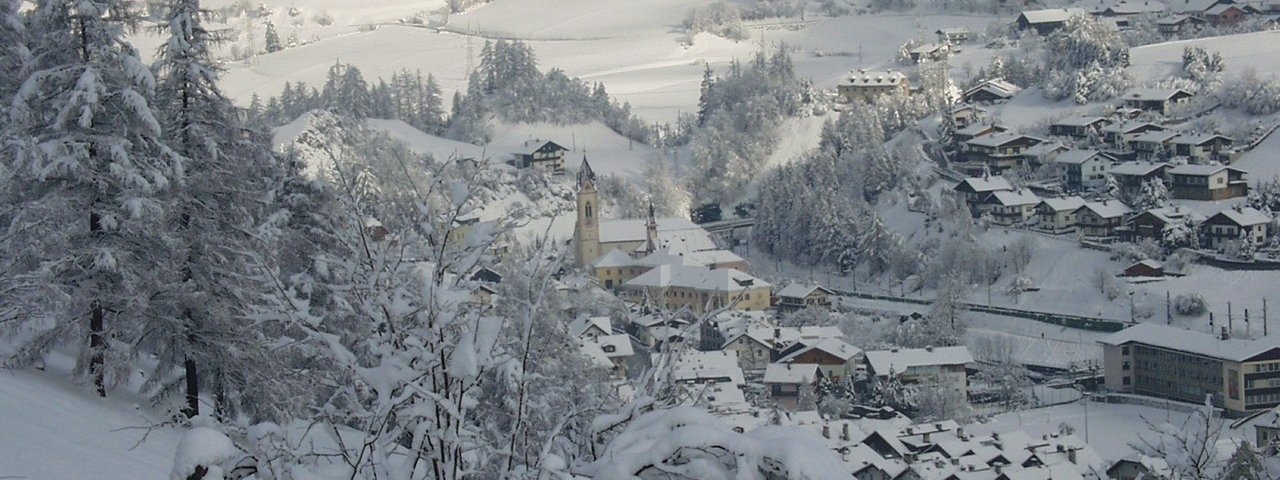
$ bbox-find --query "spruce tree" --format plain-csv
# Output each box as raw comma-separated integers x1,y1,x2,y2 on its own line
9,0,176,396
145,0,289,420
263,20,281,52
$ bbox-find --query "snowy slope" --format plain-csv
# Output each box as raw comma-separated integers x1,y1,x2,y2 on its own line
0,368,181,479
1128,30,1280,85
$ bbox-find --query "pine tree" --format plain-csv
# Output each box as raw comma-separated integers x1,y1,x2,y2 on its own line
0,0,28,99
423,73,445,134
8,0,176,396
263,20,281,52
1221,441,1267,480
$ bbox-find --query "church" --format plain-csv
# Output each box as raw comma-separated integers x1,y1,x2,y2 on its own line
573,159,770,313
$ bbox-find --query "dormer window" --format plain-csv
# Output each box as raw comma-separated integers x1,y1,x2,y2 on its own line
603,345,616,353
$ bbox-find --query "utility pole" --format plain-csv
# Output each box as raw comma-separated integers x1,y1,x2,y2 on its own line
1166,291,1172,324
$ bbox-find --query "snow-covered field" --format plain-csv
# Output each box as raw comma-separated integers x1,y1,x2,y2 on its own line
1129,30,1280,85
0,368,181,479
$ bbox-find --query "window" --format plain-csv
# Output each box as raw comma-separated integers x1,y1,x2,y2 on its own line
1123,376,1131,386
585,203,593,219
1123,361,1130,371
1122,346,1129,355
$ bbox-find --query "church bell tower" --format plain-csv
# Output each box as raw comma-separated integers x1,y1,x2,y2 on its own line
574,157,601,270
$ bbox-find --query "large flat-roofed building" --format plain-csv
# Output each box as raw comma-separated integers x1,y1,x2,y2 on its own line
1100,323,1280,417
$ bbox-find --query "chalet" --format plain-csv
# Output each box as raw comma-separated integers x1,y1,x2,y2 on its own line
953,176,1013,209
1169,133,1233,162
1204,3,1255,25
515,140,569,173
953,123,1006,143
1101,121,1164,147
1122,88,1194,115
1168,164,1248,200
569,316,613,339
1049,116,1112,138
1202,206,1271,249
1054,149,1113,191
1024,141,1070,166
1122,259,1165,278
763,363,820,396
579,333,634,378
470,284,498,308
775,283,836,313
908,43,949,63
1128,205,1204,242
1129,130,1181,161
838,69,910,103
1016,8,1088,34
721,329,777,372
1155,14,1207,34
961,78,1021,104
776,338,862,382
963,133,1043,171
1075,200,1132,237
630,313,690,349
864,346,973,399
935,27,971,45
1036,196,1087,232
1110,161,1171,199
948,104,989,129
670,350,745,387
1170,0,1235,14
987,190,1041,225
469,266,503,284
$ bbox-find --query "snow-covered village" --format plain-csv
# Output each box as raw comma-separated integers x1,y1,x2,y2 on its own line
12,0,1280,479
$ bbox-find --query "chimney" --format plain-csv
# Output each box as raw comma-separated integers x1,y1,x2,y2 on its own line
956,427,965,439
842,422,851,441
823,424,831,439
923,431,932,443
774,327,781,339
1221,326,1230,340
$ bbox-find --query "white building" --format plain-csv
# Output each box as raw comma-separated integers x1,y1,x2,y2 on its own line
864,346,973,398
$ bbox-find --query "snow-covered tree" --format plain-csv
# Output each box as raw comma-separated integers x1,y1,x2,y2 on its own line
263,20,281,52
7,0,178,396
1133,397,1226,479
1162,215,1201,251
1135,177,1169,211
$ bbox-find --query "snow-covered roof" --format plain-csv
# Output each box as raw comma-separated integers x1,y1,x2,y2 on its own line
845,69,908,87
1101,120,1162,134
1098,0,1169,15
1110,161,1168,176
1038,196,1087,212
763,363,820,385
1141,205,1205,224
966,132,1040,148
1207,206,1271,227
776,283,834,299
1019,8,1088,23
1025,142,1067,157
632,248,698,268
1156,13,1203,24
684,249,745,267
964,79,1021,98
1133,259,1164,270
1053,149,1105,165
956,176,1014,193
955,123,1004,137
670,350,746,385
1100,322,1280,362
1169,163,1239,176
1131,130,1180,144
569,316,612,338
1078,200,1131,219
1205,3,1245,14
778,338,863,363
1052,116,1110,128
1125,88,1193,101
937,27,971,35
1170,133,1233,145
910,42,948,54
623,264,770,292
864,346,974,375
599,217,717,254
990,190,1041,207
592,249,635,269
591,333,634,358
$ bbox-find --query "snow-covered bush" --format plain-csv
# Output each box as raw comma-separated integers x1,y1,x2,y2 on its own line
682,2,750,41
1174,292,1209,317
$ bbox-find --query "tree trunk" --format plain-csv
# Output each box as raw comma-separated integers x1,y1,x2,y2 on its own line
89,208,106,398
183,356,199,418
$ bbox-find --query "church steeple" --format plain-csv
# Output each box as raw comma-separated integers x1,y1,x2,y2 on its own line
574,155,601,270
644,199,659,253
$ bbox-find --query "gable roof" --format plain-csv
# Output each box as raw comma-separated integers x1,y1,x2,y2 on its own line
1053,149,1106,165
778,338,863,363
964,79,1022,99
1078,200,1131,219
846,69,908,87
1051,116,1111,128
1139,205,1206,224
776,283,835,299
1102,121,1163,134
1110,161,1169,177
592,248,635,269
967,132,1041,148
1169,164,1242,176
1038,196,1087,213
1131,130,1180,144
599,217,718,253
865,346,974,375
955,176,1014,193
1170,133,1233,146
956,123,1006,137
763,363,820,384
624,263,771,292
1206,206,1271,227
1125,88,1193,102
569,316,613,337
1018,8,1087,24
530,140,568,154
990,190,1041,207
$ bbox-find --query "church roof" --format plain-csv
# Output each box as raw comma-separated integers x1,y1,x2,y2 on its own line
599,217,718,254
577,156,596,188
